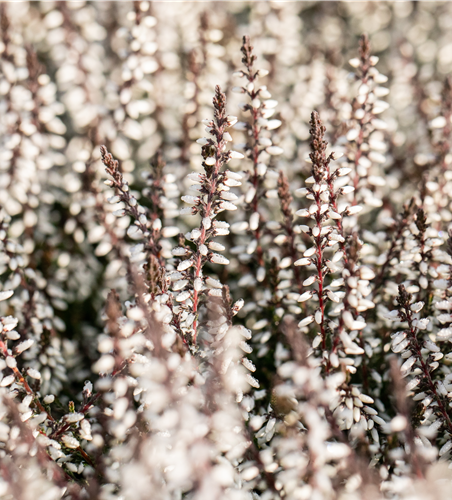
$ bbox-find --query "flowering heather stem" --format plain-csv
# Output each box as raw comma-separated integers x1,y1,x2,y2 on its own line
101,146,163,263
190,86,229,342
372,199,415,294
0,339,50,419
241,36,264,266
309,112,328,350
351,34,371,204
397,284,452,435
242,36,264,264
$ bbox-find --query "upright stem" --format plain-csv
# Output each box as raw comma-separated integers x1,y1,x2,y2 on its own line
192,144,225,342
398,286,452,435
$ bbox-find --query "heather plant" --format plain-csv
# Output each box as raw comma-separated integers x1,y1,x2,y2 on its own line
4,2,452,500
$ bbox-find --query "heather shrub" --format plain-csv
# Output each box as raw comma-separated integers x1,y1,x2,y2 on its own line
3,2,452,499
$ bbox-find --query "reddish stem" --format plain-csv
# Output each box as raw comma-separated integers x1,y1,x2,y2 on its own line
191,137,225,343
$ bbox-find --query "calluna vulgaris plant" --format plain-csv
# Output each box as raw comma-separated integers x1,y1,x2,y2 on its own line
4,2,452,499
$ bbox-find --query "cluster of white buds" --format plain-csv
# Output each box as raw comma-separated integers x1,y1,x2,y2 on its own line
385,284,452,451
266,323,358,499
0,286,98,478
0,215,69,397
395,207,446,304
108,3,159,155
342,34,389,210
101,146,173,290
423,77,452,228
0,13,66,228
295,112,366,356
231,36,283,284
176,86,244,343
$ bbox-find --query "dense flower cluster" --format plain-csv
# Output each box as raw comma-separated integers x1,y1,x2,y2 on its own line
3,2,452,500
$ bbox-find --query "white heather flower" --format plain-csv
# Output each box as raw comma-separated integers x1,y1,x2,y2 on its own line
429,116,447,129
294,258,311,266
266,119,282,130
327,290,340,302
80,419,92,441
229,150,244,159
61,435,80,449
401,356,416,373
172,247,188,256
359,267,375,280
439,441,452,457
208,241,225,251
299,315,314,328
93,355,115,374
249,212,260,230
205,157,216,166
6,357,17,369
65,413,84,423
256,267,266,282
257,163,267,176
242,466,260,481
303,275,316,286
234,121,248,130
246,374,260,389
264,99,278,108
161,226,179,238
0,375,15,387
173,280,188,291
220,201,237,211
224,178,242,187
413,318,429,330
386,309,399,319
346,206,362,215
233,299,244,313
266,146,283,155
298,291,313,302
181,195,199,204
187,172,202,182
206,277,223,289
410,302,424,313
353,319,366,330
215,227,230,236
211,254,229,265
0,290,13,301
315,310,323,324
27,368,41,380
220,191,238,201
176,291,191,302
177,260,193,272
225,170,243,180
